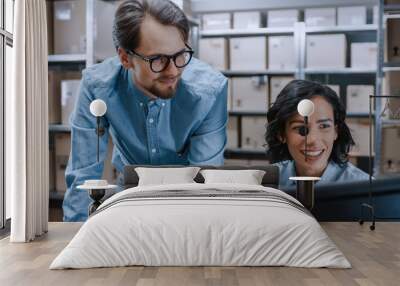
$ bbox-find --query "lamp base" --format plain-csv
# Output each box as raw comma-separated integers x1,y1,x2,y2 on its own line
289,177,320,211
88,189,106,215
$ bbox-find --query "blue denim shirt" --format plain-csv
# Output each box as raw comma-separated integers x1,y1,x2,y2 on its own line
63,57,228,221
274,160,370,190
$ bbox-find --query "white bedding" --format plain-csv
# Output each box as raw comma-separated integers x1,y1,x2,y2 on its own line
50,183,351,269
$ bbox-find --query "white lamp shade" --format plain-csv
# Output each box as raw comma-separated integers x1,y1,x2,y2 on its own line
297,99,314,117
90,99,107,117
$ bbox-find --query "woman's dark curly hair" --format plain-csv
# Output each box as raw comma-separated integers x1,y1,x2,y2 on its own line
265,79,355,165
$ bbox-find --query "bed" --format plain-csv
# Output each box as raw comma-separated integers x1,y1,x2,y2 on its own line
50,165,350,269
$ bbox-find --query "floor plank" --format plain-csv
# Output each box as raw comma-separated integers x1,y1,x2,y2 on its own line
0,222,399,286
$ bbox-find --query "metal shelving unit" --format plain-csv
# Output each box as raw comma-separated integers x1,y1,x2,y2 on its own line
198,3,379,161
374,0,400,176
223,70,295,76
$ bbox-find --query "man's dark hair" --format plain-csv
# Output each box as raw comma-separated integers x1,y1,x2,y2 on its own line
265,79,355,165
112,0,190,51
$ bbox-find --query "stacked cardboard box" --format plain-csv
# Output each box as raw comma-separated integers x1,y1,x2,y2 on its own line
231,76,268,111
306,34,347,69
61,80,81,126
202,13,231,30
230,37,267,71
305,8,336,27
227,117,238,149
337,6,367,26
233,11,262,29
48,71,81,124
347,119,373,157
53,0,86,54
351,43,377,69
268,36,295,70
346,85,374,113
241,117,267,151
199,38,228,70
267,10,299,27
270,76,294,104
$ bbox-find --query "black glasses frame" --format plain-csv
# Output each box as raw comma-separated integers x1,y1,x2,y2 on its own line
127,44,194,73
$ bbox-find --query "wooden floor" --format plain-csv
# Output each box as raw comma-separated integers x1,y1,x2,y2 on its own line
0,222,399,286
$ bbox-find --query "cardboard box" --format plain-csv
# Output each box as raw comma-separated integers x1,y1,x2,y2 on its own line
242,117,267,150
227,117,239,149
346,85,374,113
305,8,336,27
95,0,120,60
61,80,81,126
347,119,373,157
55,133,71,192
202,13,231,30
230,37,267,71
48,71,81,124
306,34,347,69
337,6,367,26
268,36,295,70
53,0,86,54
327,84,340,96
351,42,377,69
387,19,400,63
382,127,400,174
267,9,299,28
233,11,262,29
231,76,268,111
270,76,294,104
199,38,228,70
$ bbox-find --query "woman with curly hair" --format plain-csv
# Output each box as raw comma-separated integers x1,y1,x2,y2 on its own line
266,80,369,189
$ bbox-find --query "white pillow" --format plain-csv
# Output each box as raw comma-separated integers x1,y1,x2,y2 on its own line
135,167,201,186
200,169,266,185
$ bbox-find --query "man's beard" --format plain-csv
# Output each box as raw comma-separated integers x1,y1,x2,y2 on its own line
148,82,178,99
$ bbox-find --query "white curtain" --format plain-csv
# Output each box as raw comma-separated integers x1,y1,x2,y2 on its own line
7,0,49,242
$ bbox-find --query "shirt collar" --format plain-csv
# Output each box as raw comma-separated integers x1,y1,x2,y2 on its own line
127,69,167,107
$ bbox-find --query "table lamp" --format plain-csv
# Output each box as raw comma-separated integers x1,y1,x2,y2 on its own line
90,99,107,162
77,99,117,215
290,99,319,210
297,99,315,162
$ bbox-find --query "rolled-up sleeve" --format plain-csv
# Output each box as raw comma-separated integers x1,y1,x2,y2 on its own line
63,73,110,222
187,79,228,166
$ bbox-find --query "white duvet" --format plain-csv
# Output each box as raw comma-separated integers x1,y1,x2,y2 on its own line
50,183,351,269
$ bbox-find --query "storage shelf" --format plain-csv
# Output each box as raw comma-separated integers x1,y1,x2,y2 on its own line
224,148,266,158
200,27,294,38
304,68,376,74
384,4,400,13
222,70,295,76
49,124,71,132
305,24,377,34
49,191,65,202
229,111,267,116
381,119,400,127
383,63,400,72
347,113,373,118
48,54,86,63
200,25,377,38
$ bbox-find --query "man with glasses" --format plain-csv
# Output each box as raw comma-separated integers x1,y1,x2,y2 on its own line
63,0,228,221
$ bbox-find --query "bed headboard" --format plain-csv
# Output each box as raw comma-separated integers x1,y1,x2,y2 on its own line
123,165,280,189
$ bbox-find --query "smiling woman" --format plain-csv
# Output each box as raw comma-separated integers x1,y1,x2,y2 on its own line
265,80,369,189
